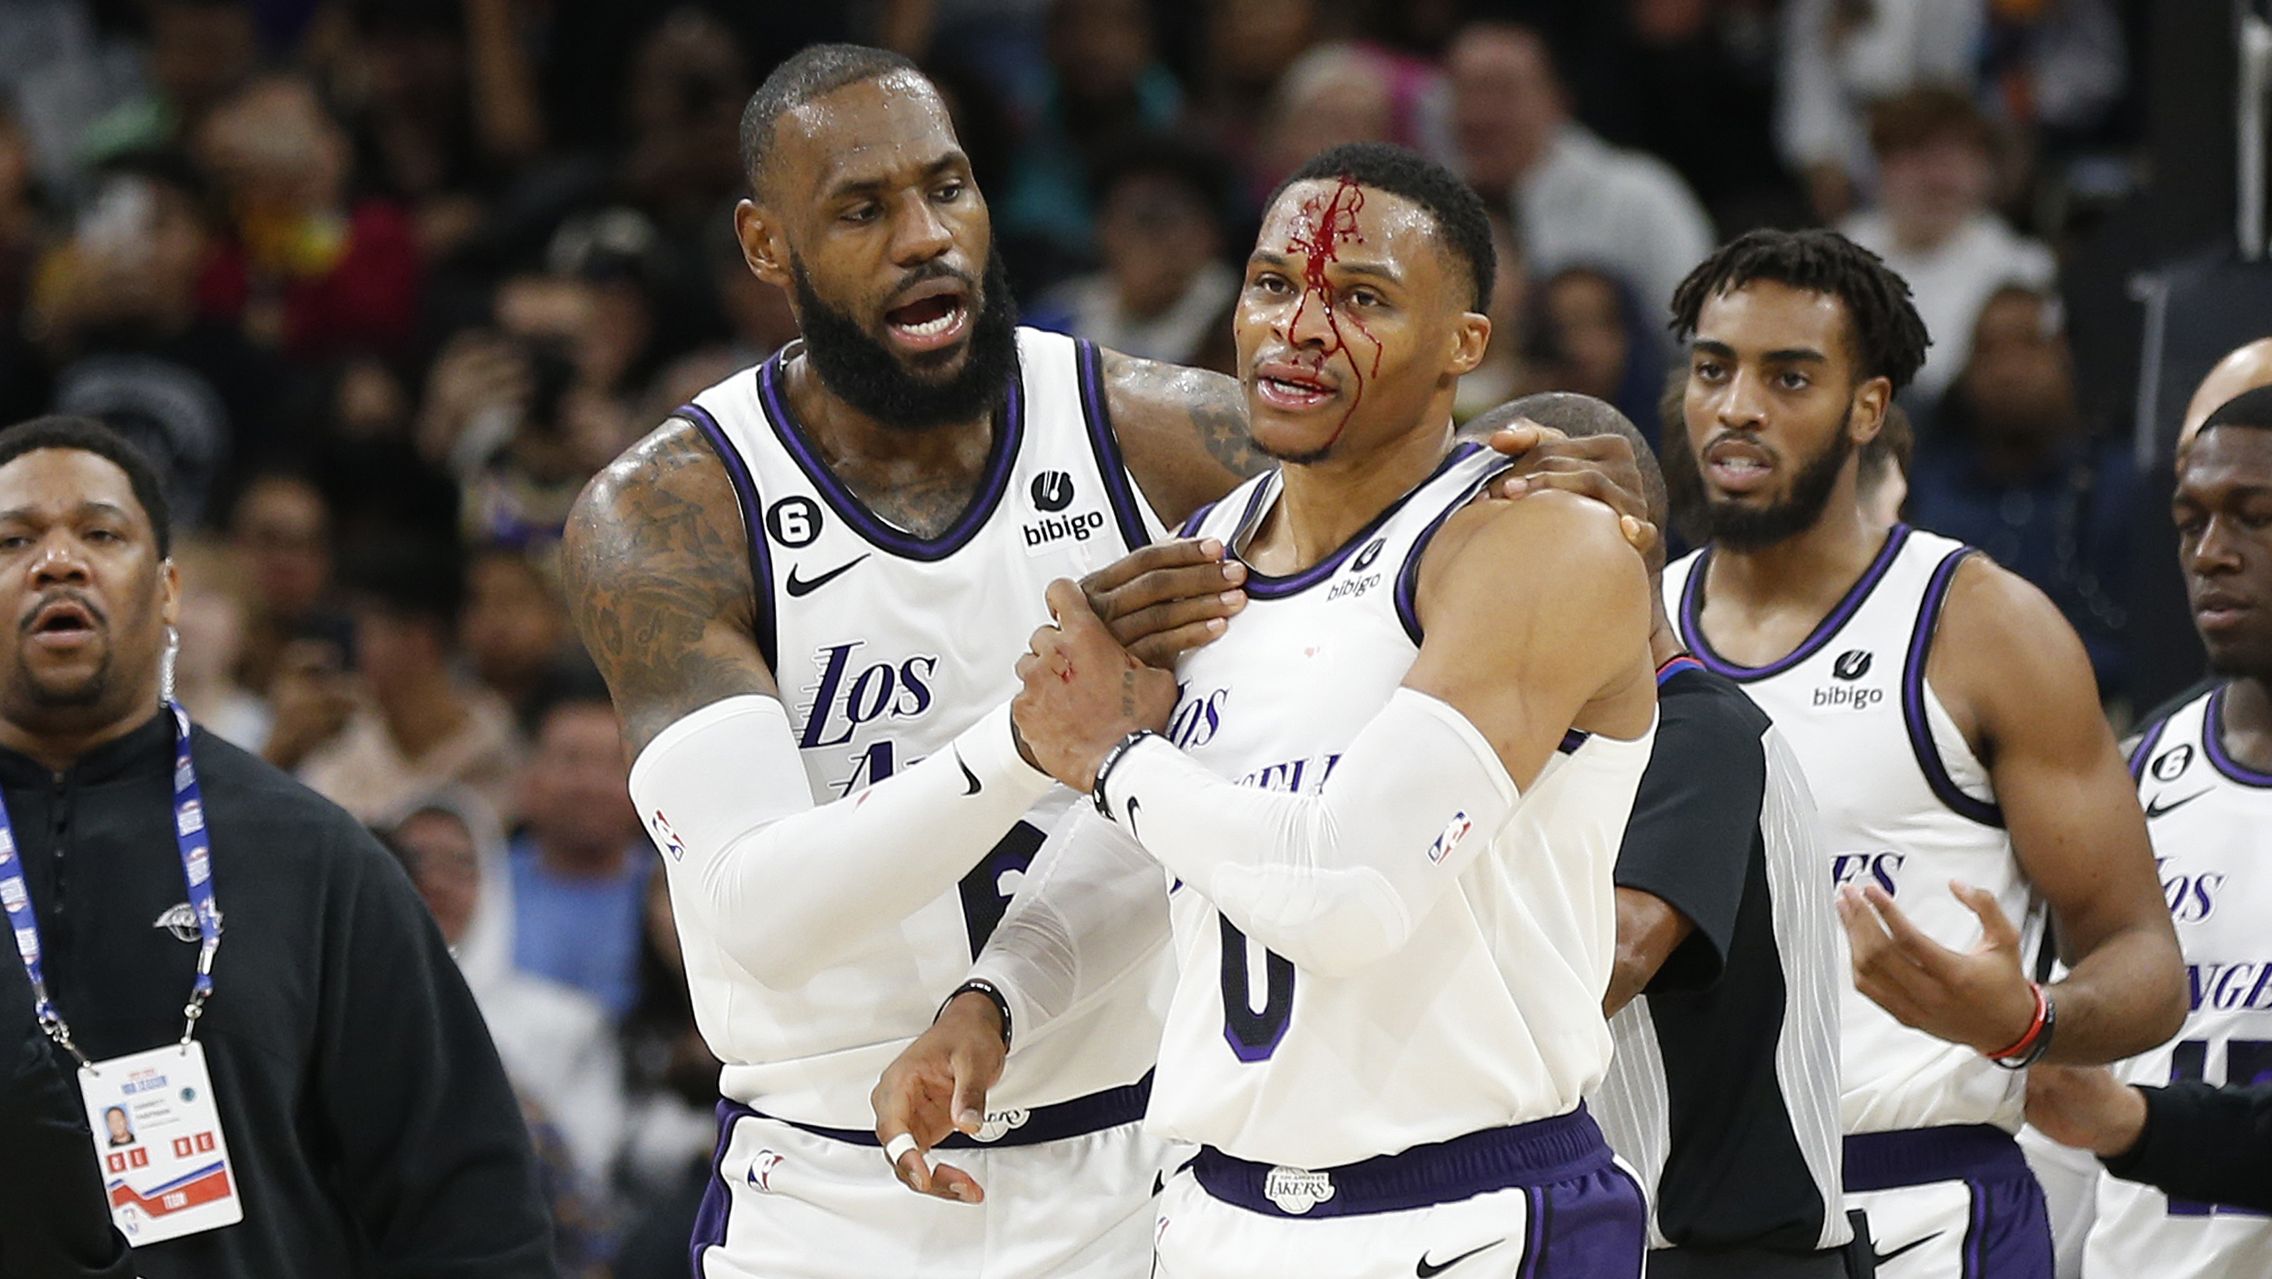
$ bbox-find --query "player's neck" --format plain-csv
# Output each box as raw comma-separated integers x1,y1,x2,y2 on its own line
1706,494,1886,619
1259,419,1453,575
2220,676,2272,774
784,355,997,490
1647,594,1685,669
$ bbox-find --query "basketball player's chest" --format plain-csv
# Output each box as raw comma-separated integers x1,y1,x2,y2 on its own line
1168,595,1417,788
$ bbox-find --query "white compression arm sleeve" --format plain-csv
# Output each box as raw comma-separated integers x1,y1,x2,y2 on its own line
628,695,1055,988
968,806,1172,1041
1096,687,1518,978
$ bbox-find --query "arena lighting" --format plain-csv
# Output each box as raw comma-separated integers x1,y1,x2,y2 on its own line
2242,0,2272,260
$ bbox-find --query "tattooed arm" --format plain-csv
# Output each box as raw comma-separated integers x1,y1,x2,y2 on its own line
563,419,1057,987
561,418,775,758
1101,350,1267,528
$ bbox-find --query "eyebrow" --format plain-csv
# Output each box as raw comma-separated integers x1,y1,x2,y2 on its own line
1248,250,1405,286
821,153,966,203
1691,339,1828,365
0,500,135,524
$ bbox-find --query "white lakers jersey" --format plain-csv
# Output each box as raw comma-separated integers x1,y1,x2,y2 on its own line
2085,684,2272,1277
1147,444,1656,1170
673,328,1169,1127
1665,525,2042,1135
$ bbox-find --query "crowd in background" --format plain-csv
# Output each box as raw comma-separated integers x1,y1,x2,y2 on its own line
0,0,2177,1272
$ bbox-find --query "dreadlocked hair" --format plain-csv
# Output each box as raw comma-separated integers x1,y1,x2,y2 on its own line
1668,228,1931,394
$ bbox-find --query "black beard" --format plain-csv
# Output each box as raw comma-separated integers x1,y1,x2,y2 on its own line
1667,407,1856,552
791,251,1020,430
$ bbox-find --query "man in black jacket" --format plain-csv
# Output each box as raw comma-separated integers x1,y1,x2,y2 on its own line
0,415,555,1277
3,957,136,1278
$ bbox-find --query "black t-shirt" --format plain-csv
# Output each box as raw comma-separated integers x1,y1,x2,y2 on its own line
0,960,136,1278
1607,664,1844,1253
0,713,554,1278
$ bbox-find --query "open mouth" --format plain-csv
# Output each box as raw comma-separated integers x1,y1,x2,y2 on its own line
24,598,100,648
1254,360,1339,412
1703,436,1775,494
884,283,971,352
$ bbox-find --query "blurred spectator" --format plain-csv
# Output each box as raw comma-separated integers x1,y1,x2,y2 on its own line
291,538,521,822
170,535,272,751
507,668,650,1020
26,149,285,524
615,10,751,238
463,544,574,718
1571,0,1798,232
228,469,345,695
194,72,424,361
1525,265,1667,444
609,871,724,1274
388,792,626,1192
1003,0,1183,271
1030,135,1237,366
1255,43,1397,205
1777,0,1985,220
1981,0,2128,148
1189,0,1323,190
0,106,49,325
76,0,262,165
1859,402,1917,533
1840,87,2057,409
1907,286,2132,695
1454,210,1534,423
1448,20,1713,319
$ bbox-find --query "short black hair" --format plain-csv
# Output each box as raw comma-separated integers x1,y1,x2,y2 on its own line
1273,142,1496,312
2200,384,2272,437
0,416,173,557
1669,228,1931,394
1470,391,1667,571
740,43,925,197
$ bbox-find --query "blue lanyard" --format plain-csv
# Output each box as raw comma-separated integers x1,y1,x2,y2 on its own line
0,703,218,1067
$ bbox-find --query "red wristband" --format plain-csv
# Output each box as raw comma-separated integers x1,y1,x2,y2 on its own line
1985,981,2049,1062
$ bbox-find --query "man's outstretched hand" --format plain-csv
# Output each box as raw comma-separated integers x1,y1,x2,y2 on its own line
870,993,1011,1204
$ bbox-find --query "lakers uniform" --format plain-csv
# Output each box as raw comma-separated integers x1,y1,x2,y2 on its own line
673,330,1172,1278
1666,525,2055,1278
1151,445,1654,1279
2080,685,2272,1278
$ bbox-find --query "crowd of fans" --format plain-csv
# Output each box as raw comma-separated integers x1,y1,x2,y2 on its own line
0,0,2165,1271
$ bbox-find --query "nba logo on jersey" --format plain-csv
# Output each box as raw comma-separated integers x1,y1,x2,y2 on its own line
1427,811,1473,864
1264,1168,1336,1214
649,810,687,861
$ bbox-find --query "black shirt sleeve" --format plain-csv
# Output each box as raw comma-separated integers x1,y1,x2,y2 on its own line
1614,671,1769,994
308,824,559,1279
0,964,136,1279
2102,1080,2272,1213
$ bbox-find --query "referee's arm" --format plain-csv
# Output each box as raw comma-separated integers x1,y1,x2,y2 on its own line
2106,1080,2272,1213
310,830,557,1278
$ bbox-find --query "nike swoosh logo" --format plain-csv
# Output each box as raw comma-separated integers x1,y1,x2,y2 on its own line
2146,789,2212,819
1123,795,1141,841
1873,1230,1944,1268
1417,1240,1504,1276
784,554,870,597
955,748,981,796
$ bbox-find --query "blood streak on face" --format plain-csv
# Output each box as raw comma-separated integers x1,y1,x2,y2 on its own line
1285,175,1384,443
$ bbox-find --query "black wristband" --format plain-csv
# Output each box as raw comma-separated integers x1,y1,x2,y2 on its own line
939,979,1012,1050
1091,729,1156,820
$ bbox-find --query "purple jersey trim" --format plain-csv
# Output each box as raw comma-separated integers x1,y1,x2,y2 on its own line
1074,339,1156,553
690,1101,737,1278
1188,1106,1613,1218
754,348,1025,561
2206,683,2272,787
1901,548,2004,828
1391,456,1513,643
678,402,777,668
1681,525,1914,681
1842,1124,2028,1193
1177,500,1219,539
2125,716,2170,785
1240,443,1483,600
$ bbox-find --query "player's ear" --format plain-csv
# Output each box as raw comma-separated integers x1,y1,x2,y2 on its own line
736,199,793,290
1446,311,1491,379
1849,375,1890,446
